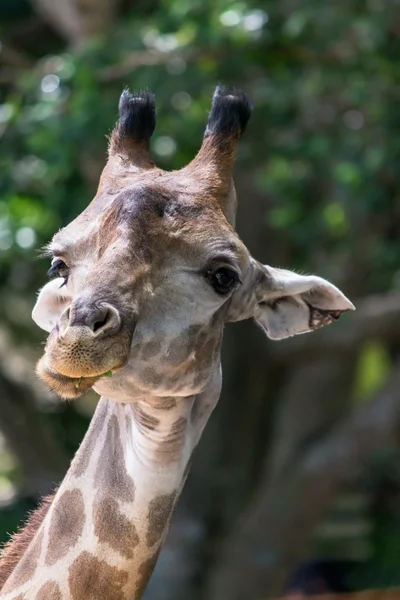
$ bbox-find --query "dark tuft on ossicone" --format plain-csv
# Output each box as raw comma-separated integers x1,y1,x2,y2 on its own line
118,89,156,142
204,86,252,139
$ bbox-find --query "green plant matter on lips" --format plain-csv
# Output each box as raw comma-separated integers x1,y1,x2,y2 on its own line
74,371,113,390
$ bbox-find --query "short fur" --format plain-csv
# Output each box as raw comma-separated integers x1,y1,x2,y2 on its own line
204,85,253,139
118,90,156,142
0,493,55,590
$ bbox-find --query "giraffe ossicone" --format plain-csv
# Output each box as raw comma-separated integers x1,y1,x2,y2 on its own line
0,86,354,600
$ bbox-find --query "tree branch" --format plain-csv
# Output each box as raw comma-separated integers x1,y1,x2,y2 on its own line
97,48,225,82
29,0,122,47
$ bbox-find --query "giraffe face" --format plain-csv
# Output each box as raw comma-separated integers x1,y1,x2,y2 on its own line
32,87,354,400
33,178,251,399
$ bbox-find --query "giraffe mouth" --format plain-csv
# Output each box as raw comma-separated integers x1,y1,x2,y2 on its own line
39,322,132,387
36,357,111,399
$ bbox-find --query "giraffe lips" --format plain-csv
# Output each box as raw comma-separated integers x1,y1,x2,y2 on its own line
41,323,132,383
36,357,101,399
36,323,132,399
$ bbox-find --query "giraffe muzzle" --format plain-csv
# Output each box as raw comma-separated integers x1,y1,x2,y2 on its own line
59,301,121,339
36,299,133,391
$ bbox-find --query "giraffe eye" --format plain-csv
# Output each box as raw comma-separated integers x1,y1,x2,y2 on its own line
48,259,69,282
208,267,240,296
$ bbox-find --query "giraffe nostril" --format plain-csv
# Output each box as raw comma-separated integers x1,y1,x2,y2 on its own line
91,305,121,337
64,302,122,337
93,311,109,333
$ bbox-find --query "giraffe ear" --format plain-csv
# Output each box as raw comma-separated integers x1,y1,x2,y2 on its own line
253,265,355,340
32,278,72,332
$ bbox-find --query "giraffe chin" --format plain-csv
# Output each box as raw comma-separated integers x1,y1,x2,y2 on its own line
36,357,101,399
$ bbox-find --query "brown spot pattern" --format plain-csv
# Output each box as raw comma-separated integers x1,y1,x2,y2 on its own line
93,495,139,558
71,399,108,478
1,528,44,593
165,333,190,364
68,551,128,600
132,404,160,432
170,416,187,436
35,581,62,600
135,548,161,597
10,595,26,600
141,367,162,386
0,493,55,591
146,492,176,547
156,417,187,462
98,206,121,256
45,489,85,566
147,397,177,411
95,415,136,503
140,340,162,361
196,331,221,370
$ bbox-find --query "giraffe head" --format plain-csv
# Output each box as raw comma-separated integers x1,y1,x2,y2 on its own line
32,86,354,400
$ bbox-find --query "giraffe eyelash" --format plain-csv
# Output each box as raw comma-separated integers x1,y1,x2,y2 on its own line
47,259,70,282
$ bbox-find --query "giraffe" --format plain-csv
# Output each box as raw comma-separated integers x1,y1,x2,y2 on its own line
0,86,355,600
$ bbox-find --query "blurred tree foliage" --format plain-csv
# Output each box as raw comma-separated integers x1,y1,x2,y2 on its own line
1,0,399,320
0,0,399,597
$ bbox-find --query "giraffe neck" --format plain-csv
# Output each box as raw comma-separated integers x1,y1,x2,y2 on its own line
0,370,221,600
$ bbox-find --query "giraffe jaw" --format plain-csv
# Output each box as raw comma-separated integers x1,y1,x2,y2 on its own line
36,357,120,399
